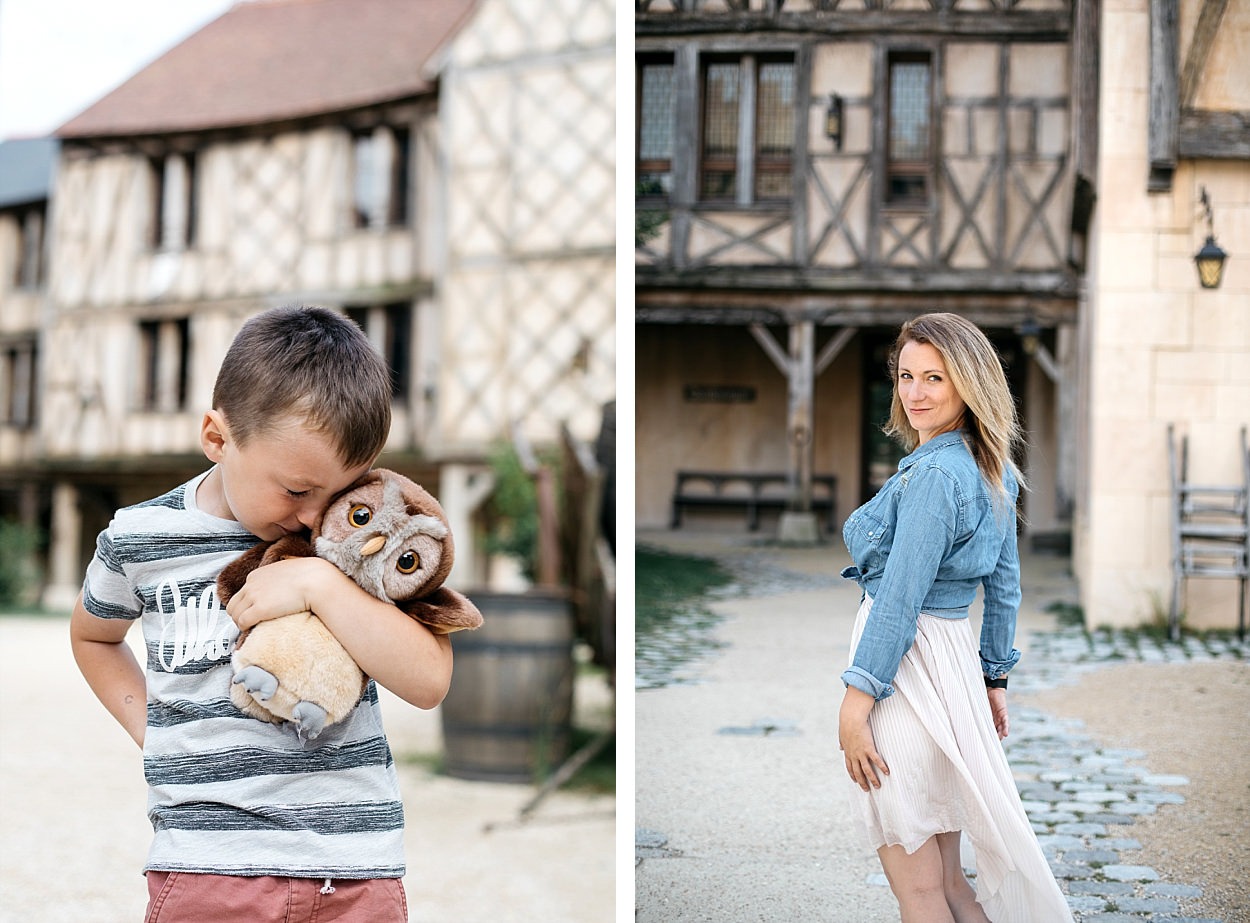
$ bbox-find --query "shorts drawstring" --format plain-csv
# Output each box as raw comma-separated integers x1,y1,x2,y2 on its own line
320,878,335,895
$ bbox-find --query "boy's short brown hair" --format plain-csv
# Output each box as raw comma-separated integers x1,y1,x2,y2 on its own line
212,305,392,467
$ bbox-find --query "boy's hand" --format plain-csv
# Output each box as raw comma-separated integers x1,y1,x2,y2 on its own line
225,556,339,631
225,555,454,709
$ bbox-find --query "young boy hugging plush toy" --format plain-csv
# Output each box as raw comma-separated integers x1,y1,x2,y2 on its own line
70,305,449,921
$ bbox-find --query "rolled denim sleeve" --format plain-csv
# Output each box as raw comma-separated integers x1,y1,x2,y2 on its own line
841,664,890,699
840,467,956,700
979,498,1022,680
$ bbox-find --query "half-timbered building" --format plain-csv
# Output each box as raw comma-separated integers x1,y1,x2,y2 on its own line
0,0,615,608
635,0,1249,630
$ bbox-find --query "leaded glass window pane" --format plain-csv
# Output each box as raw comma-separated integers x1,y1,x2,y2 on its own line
638,60,676,196
755,59,794,200
701,61,740,199
887,54,932,206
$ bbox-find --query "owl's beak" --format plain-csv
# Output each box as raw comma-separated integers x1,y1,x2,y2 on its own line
360,534,387,556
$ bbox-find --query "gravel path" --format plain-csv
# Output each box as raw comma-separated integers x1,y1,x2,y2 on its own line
0,616,615,922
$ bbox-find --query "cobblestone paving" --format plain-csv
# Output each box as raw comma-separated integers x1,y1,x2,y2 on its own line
968,627,1244,922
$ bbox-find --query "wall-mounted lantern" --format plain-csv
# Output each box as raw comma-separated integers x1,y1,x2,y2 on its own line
1194,186,1228,290
1017,316,1041,356
826,94,843,151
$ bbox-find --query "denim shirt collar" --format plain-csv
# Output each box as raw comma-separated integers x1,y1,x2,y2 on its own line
897,429,967,473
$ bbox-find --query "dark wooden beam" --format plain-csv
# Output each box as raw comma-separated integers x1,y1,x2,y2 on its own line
1148,0,1179,191
1072,0,1100,192
1178,109,1250,159
1180,0,1229,108
635,288,1078,329
635,11,1071,40
636,266,1080,297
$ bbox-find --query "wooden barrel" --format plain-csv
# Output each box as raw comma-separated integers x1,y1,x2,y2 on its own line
439,589,575,783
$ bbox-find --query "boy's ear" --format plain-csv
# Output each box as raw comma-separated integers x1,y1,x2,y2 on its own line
200,410,229,463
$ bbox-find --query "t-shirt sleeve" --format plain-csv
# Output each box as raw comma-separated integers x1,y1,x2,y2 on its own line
82,525,142,620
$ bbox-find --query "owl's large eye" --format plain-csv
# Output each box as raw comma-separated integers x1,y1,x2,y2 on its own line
348,504,372,528
396,550,419,574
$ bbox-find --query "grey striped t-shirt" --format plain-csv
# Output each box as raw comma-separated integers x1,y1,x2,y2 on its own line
82,469,406,879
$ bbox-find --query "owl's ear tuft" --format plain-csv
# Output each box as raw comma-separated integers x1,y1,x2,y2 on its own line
400,587,483,633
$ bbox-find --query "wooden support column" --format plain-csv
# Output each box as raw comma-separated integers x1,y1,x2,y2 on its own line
749,322,813,535
750,323,857,542
789,321,815,514
42,482,83,613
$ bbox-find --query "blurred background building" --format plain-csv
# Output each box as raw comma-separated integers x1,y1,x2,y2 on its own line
634,0,1248,631
0,0,616,609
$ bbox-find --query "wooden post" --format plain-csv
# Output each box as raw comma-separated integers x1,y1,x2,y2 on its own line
513,426,561,589
788,321,815,515
1148,0,1179,190
532,465,561,588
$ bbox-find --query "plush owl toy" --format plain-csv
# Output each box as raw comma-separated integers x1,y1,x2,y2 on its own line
216,468,482,741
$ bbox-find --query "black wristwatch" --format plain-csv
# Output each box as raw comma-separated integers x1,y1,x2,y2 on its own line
984,675,1008,689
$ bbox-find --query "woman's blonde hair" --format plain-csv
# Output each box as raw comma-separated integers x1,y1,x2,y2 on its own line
884,312,1025,495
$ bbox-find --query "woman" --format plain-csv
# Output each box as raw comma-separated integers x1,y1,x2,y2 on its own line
838,313,1073,922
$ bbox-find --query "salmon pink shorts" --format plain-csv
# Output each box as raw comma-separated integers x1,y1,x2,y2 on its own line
144,871,407,923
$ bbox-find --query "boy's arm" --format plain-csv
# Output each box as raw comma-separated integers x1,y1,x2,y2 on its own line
69,592,147,747
225,556,453,709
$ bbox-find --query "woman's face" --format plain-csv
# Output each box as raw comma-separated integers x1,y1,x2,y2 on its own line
896,340,967,444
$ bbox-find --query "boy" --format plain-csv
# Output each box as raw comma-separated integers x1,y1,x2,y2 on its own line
70,305,450,921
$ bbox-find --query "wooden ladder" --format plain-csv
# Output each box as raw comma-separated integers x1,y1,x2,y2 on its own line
1167,424,1249,642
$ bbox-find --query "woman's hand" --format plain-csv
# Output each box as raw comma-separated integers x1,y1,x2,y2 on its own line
987,687,1009,739
839,686,889,791
224,556,337,632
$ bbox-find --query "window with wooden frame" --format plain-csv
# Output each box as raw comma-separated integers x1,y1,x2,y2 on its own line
12,206,46,290
388,127,412,227
0,339,38,429
886,51,933,207
352,126,412,229
347,303,412,403
700,54,795,204
148,151,198,250
136,317,190,413
636,53,676,198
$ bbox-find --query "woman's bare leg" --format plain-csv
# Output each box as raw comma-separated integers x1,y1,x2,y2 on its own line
936,831,991,923
877,836,956,923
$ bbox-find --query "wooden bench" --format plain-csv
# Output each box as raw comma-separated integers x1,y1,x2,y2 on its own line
670,470,837,533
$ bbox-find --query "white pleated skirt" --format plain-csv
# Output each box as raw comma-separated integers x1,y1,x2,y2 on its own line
846,595,1074,923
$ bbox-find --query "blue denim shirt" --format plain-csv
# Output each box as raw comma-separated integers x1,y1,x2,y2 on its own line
840,430,1022,700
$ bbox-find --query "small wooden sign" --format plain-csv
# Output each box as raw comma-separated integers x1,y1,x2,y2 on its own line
683,385,757,404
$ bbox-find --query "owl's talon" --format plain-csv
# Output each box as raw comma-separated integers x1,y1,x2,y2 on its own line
292,701,329,740
233,665,279,702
